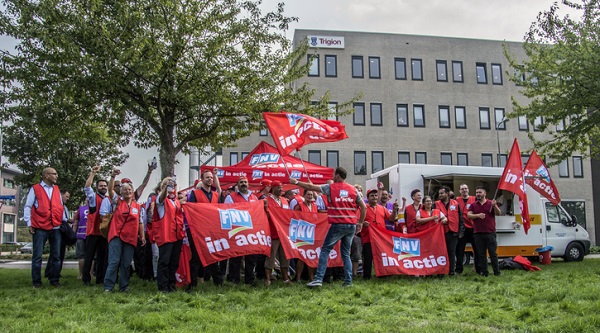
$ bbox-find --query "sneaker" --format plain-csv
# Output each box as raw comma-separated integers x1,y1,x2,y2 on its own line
306,280,322,288
50,283,62,288
341,282,352,287
104,289,111,293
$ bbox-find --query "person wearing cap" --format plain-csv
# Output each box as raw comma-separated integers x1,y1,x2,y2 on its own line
264,180,291,286
257,180,272,200
186,169,224,290
377,182,407,232
293,189,318,283
224,176,261,285
290,167,367,288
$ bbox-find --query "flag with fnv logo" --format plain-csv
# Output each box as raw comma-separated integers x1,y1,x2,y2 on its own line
498,138,531,234
268,206,343,268
523,150,561,206
184,201,271,266
263,112,349,156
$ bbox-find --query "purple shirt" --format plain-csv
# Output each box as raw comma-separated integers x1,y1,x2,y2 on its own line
468,199,496,233
76,205,89,239
380,202,395,230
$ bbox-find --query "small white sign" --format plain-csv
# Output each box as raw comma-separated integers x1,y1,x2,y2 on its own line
307,36,345,49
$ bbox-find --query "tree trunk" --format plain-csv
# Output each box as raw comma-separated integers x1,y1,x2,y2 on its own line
159,142,177,180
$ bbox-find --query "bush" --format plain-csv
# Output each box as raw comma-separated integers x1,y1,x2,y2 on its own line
590,246,600,254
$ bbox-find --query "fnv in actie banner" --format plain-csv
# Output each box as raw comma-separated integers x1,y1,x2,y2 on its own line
184,201,271,266
268,206,343,268
369,223,449,276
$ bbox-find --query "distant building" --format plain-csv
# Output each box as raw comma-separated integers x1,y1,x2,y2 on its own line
1,167,22,244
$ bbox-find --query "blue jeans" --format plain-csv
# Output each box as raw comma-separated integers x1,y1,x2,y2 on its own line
314,224,356,284
104,237,135,291
32,228,61,286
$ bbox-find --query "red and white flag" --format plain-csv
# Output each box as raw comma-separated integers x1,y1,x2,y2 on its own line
263,112,349,156
498,139,531,234
523,150,561,206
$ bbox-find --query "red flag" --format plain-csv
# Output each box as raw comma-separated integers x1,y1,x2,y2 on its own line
267,206,343,268
498,139,531,234
184,201,271,266
263,112,349,155
175,239,192,288
370,223,449,276
523,150,561,206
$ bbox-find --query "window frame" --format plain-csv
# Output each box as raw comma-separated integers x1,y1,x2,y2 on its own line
411,58,423,81
481,153,493,167
452,61,464,82
354,151,367,175
325,54,337,77
440,152,453,165
476,62,487,84
308,150,322,165
455,106,466,129
370,103,383,126
436,60,448,82
518,115,529,131
326,150,339,169
415,152,427,165
308,54,320,77
327,102,338,121
372,151,384,173
494,108,506,130
229,152,239,166
413,104,425,127
498,154,508,168
533,116,543,132
351,56,364,78
394,58,407,80
558,159,569,178
479,107,491,130
396,104,409,127
398,151,411,164
368,56,381,79
457,153,469,166
491,63,503,85
573,156,583,178
438,105,450,128
353,102,365,126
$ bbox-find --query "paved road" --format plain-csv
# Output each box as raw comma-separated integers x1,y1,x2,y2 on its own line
0,260,79,269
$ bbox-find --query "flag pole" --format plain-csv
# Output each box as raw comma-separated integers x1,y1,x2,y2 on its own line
280,154,292,178
295,149,312,183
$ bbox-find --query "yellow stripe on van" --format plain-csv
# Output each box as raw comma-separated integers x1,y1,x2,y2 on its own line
515,214,542,225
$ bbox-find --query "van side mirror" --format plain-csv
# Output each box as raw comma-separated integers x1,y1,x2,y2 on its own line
570,214,578,227
560,217,569,226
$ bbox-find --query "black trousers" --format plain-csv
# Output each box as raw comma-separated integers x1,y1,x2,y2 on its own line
82,235,107,284
186,229,205,287
362,242,373,279
157,240,183,292
445,232,459,275
135,233,154,280
474,233,499,276
228,255,256,284
456,227,481,274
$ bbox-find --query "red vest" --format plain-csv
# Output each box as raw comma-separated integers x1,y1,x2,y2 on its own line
457,196,476,229
326,182,358,224
435,199,460,233
86,194,106,236
266,195,289,239
229,191,259,203
192,188,218,204
108,200,141,246
404,204,420,233
418,208,442,231
296,199,316,213
152,198,184,247
361,204,388,244
31,184,64,230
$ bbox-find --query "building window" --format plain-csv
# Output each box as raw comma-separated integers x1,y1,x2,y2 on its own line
559,160,569,177
398,152,410,164
476,62,487,84
353,102,365,126
308,54,319,77
327,151,339,169
481,154,493,167
325,55,337,77
441,153,452,165
354,151,367,175
561,200,587,229
397,104,409,127
457,153,468,166
452,61,463,82
573,156,583,178
498,154,507,168
230,152,238,166
521,154,530,166
2,213,16,243
479,107,490,129
308,150,321,165
370,103,383,126
436,60,448,82
369,56,381,79
415,152,427,165
491,63,503,85
455,106,466,128
241,152,249,160
352,56,363,78
411,59,423,81
413,105,425,127
395,58,407,80
3,179,15,189
514,69,526,86
372,151,384,173
494,108,506,130
327,102,338,121
438,106,450,128
533,116,543,131
259,128,268,136
518,115,529,131
556,119,565,131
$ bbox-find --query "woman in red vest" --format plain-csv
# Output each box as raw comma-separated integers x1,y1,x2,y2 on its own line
293,190,318,283
416,196,447,231
102,182,145,292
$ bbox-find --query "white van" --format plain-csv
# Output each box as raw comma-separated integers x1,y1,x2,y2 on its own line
367,164,591,262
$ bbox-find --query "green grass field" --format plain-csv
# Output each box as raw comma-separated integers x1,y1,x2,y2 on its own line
1,260,599,333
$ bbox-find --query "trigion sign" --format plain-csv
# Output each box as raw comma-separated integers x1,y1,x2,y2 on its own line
307,35,345,49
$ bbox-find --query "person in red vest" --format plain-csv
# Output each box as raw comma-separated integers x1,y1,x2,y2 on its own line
152,177,185,293
467,186,501,277
265,180,291,286
82,165,112,286
416,196,447,230
257,179,271,200
101,182,146,292
24,167,64,288
224,176,261,285
187,169,224,290
293,189,318,283
435,186,464,276
455,183,479,274
290,167,367,288
404,189,422,233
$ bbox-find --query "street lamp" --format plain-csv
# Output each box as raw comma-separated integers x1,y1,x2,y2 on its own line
495,117,508,167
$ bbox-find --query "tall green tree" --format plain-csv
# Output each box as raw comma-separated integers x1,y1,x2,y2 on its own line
504,0,600,163
0,0,347,180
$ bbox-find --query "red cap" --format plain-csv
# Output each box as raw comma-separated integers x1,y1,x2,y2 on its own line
271,180,282,187
367,189,378,197
260,179,272,190
238,176,248,182
121,178,132,185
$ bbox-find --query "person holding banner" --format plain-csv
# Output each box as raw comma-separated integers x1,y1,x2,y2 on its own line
416,196,445,230
293,190,318,282
265,180,291,286
404,189,423,233
455,184,479,275
467,186,501,277
290,167,367,288
362,189,398,279
435,187,464,276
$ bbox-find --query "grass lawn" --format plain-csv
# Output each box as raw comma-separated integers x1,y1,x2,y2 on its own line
1,260,599,333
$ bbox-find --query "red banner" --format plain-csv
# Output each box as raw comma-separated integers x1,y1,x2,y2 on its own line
263,112,349,155
498,139,531,234
175,240,191,288
184,201,271,266
370,224,449,276
523,150,561,206
268,206,343,268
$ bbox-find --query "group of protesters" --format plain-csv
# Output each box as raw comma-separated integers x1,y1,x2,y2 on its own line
24,162,502,292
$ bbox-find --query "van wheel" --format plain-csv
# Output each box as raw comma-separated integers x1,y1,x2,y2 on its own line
564,242,584,262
